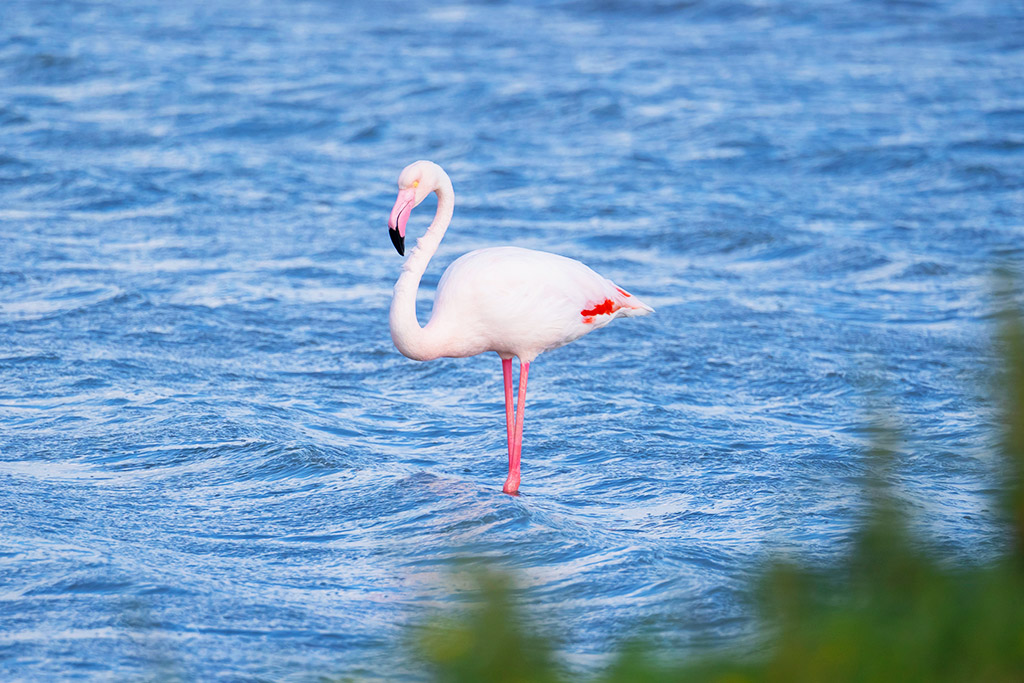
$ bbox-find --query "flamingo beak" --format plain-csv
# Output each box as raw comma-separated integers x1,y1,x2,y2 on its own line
388,188,416,256
388,226,404,256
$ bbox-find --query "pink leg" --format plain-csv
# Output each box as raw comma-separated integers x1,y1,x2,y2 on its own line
504,360,529,494
502,358,514,466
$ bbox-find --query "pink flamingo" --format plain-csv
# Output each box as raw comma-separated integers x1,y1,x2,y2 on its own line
387,160,653,494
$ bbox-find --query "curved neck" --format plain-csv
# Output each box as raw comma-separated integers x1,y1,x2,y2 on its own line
389,173,454,361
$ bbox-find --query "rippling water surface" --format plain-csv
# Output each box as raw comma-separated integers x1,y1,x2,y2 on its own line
2,0,1023,679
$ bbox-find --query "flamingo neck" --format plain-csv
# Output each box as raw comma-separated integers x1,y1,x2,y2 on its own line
389,174,454,361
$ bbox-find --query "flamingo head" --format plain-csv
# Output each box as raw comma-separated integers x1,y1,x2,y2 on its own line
388,160,439,256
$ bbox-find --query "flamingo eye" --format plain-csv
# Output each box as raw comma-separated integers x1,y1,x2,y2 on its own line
412,180,419,188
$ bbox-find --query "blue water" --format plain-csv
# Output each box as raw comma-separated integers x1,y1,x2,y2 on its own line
1,0,1022,679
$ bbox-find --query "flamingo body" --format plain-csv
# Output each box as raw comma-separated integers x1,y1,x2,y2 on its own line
386,160,653,494
430,246,652,363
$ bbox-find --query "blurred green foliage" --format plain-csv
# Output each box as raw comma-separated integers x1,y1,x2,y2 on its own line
412,571,562,683
414,291,1024,682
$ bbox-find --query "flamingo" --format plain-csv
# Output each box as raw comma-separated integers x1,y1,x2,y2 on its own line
387,160,653,494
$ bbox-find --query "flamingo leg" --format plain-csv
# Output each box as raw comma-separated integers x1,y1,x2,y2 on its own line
503,360,529,494
502,358,514,466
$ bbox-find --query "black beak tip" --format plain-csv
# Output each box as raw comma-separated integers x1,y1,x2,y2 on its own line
389,227,405,256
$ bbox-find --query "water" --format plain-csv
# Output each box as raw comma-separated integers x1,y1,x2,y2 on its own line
1,0,1022,678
